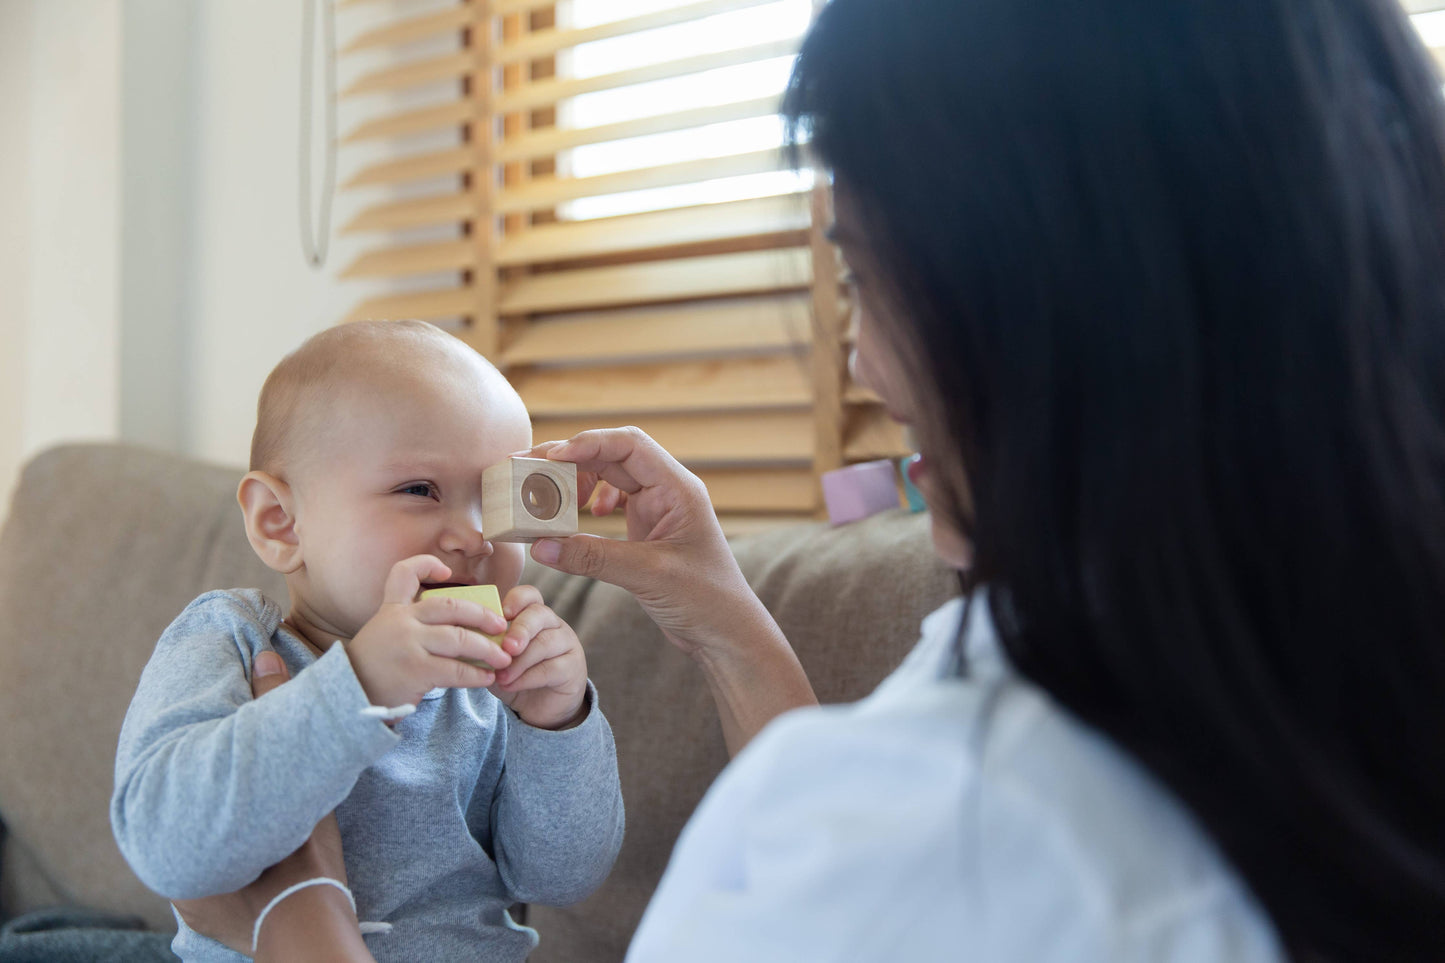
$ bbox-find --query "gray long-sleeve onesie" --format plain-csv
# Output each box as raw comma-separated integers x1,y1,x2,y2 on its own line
112,589,625,962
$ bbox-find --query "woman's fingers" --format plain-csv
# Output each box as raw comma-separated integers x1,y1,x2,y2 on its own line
530,532,664,590
538,427,678,495
591,481,626,516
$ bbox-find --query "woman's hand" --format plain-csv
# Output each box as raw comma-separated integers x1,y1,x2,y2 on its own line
522,428,755,657
172,651,376,962
521,427,817,753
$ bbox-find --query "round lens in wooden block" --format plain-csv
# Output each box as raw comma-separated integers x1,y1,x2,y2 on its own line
521,472,562,521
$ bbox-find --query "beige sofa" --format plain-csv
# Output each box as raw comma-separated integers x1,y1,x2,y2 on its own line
0,443,957,961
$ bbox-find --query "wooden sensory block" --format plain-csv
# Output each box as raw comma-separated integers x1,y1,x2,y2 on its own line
418,583,503,669
482,457,578,542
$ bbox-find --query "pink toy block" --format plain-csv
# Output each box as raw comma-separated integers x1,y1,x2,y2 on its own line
821,459,901,525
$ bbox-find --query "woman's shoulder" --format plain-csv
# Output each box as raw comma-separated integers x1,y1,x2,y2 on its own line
682,596,1284,960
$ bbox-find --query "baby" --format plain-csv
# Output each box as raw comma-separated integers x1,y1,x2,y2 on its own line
111,320,624,962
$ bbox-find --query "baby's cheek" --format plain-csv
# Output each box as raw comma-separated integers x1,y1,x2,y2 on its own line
487,543,528,594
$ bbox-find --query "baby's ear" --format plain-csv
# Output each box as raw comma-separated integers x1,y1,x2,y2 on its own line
238,471,302,574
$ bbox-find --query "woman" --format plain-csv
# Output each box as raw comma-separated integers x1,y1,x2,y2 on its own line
185,0,1445,958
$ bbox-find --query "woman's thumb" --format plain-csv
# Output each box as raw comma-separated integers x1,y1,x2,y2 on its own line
252,650,291,696
531,534,641,588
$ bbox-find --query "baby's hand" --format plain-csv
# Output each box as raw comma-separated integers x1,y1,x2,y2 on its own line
348,555,513,710
491,585,589,730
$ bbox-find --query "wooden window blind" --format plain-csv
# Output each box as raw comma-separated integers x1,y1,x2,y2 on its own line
335,0,908,534
335,1,1443,534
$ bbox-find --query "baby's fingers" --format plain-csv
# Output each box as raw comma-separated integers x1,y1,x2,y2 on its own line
501,584,545,619
496,643,585,694
495,625,576,686
415,594,508,636
434,654,500,690
382,555,451,606
425,624,512,673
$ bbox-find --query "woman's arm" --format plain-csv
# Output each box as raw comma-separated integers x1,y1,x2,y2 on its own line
252,885,376,963
523,428,817,755
174,652,377,962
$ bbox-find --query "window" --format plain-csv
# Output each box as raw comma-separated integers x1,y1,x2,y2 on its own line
334,1,898,532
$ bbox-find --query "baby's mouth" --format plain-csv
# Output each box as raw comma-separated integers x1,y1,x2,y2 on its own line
421,581,474,590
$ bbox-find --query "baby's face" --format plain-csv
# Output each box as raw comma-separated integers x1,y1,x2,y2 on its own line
283,363,532,641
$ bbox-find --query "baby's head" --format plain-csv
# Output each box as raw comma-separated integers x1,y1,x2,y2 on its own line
239,320,532,643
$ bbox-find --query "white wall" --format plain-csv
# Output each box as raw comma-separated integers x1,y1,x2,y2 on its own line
183,0,460,467
1,0,455,509
0,0,121,511
120,0,195,454
0,1,36,512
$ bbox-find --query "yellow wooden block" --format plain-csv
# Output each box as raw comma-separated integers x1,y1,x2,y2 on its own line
419,584,504,669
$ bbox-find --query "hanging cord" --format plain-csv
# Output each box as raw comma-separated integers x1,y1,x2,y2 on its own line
299,0,337,268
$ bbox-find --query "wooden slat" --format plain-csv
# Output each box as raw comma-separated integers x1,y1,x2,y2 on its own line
342,6,472,54
342,191,474,233
697,467,817,512
531,410,814,464
496,149,785,214
339,239,474,279
499,247,810,314
495,0,567,14
342,51,473,97
514,355,812,416
497,96,780,163
342,286,476,324
843,406,910,461
500,10,532,240
462,2,501,361
497,194,807,265
497,0,783,65
343,99,474,144
342,147,471,188
504,294,810,365
494,38,799,113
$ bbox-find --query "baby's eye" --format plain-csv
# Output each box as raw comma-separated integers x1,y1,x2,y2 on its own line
397,482,438,499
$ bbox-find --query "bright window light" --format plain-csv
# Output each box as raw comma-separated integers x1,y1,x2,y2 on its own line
1412,9,1445,48
557,0,814,220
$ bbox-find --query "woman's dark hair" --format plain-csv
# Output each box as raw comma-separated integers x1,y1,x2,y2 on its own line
785,0,1445,958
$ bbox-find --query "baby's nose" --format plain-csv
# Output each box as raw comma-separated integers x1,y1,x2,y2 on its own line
439,508,490,555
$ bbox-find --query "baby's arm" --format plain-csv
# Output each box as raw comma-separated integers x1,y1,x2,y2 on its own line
111,592,399,899
488,687,625,905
